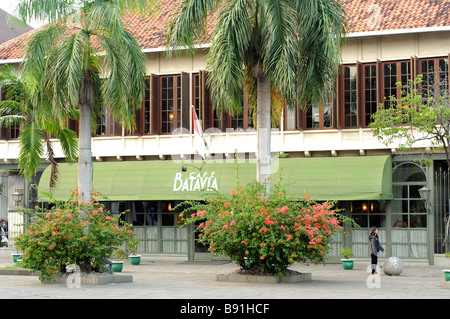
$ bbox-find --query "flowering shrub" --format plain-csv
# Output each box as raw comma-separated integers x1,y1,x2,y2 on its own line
180,181,355,275
15,189,134,282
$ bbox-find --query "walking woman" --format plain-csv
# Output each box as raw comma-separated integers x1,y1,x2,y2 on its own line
369,226,386,274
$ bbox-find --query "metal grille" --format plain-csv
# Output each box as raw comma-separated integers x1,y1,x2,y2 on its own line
434,162,450,253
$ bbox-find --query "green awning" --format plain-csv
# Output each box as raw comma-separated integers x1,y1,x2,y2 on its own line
282,155,393,201
38,155,393,202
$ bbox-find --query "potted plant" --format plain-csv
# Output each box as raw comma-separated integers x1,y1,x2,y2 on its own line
11,247,21,263
443,253,450,282
443,269,450,282
11,253,21,263
339,247,354,270
111,248,127,272
126,238,141,265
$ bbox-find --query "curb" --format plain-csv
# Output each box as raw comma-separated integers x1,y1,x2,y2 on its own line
0,269,38,276
44,273,133,285
215,272,312,284
0,268,133,285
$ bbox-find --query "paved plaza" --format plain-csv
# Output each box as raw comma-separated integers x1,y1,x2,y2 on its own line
1,249,449,319
0,248,449,301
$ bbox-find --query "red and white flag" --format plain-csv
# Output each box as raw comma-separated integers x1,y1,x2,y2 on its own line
192,106,207,159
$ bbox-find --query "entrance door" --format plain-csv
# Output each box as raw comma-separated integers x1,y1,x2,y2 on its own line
121,201,188,254
391,162,428,259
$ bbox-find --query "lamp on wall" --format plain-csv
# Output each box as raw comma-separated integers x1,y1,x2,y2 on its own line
419,187,431,202
12,190,23,204
419,186,431,214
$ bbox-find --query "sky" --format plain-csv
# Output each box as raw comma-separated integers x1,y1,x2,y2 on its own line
0,0,47,28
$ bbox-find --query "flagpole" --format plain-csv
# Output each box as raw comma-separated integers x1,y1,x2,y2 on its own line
184,105,207,172
192,105,208,159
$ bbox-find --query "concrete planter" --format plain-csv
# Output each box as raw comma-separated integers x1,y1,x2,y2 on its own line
434,254,450,267
216,271,311,284
43,273,133,285
0,268,37,276
0,268,132,285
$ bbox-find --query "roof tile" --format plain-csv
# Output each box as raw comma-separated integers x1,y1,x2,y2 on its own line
0,0,449,61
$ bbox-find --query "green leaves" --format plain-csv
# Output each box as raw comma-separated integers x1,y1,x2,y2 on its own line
179,180,349,275
166,0,346,114
0,65,78,184
21,0,149,133
18,121,45,179
15,190,134,282
370,75,450,166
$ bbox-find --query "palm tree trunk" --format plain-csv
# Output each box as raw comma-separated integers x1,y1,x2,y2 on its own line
78,101,92,204
78,72,94,204
256,71,271,195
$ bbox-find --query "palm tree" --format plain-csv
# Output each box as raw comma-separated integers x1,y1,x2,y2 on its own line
0,65,78,190
167,0,347,194
17,0,155,203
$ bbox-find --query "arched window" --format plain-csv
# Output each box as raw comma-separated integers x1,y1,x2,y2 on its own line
391,162,428,258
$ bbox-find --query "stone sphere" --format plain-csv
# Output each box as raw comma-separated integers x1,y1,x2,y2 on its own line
383,257,403,276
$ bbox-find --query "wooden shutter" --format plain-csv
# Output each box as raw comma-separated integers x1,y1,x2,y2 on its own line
134,106,142,136
114,120,122,136
200,70,212,130
376,59,382,107
336,64,345,129
357,61,363,127
181,72,190,131
413,56,420,91
331,90,338,129
334,68,341,129
298,104,306,130
150,73,160,135
67,119,79,137
133,77,149,136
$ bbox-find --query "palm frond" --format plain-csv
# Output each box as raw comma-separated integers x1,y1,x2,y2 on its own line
117,0,158,17
166,0,219,56
17,0,75,23
98,29,146,132
295,0,347,106
257,0,298,105
22,22,67,90
63,30,93,106
44,122,79,163
0,114,26,127
0,100,28,117
206,0,253,115
18,121,45,180
86,1,125,37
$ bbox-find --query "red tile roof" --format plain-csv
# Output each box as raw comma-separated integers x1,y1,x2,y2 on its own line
0,0,449,61
344,0,450,33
